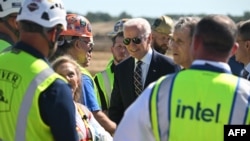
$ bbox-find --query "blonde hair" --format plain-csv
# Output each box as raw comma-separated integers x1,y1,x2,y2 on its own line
51,55,83,103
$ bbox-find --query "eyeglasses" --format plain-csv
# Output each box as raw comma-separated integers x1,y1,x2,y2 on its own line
78,39,95,48
123,37,142,45
78,38,94,53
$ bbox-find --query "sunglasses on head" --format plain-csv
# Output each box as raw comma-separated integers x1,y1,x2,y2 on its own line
123,37,142,45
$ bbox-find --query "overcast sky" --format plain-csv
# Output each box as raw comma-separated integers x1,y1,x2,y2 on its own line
63,0,249,18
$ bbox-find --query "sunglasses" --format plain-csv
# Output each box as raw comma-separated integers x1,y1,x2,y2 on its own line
123,37,142,45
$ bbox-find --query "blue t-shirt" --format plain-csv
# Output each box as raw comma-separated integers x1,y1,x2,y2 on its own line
81,74,101,112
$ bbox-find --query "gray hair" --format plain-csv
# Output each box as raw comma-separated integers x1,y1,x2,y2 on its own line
174,16,200,37
123,18,151,36
237,20,250,40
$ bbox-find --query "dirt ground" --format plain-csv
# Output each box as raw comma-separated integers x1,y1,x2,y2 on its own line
88,49,173,76
88,21,113,76
88,50,112,76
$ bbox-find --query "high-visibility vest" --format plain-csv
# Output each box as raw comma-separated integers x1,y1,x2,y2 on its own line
0,39,11,52
79,67,100,106
0,49,66,141
94,65,114,109
150,70,250,141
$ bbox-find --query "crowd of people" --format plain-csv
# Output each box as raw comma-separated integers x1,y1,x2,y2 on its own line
0,0,249,141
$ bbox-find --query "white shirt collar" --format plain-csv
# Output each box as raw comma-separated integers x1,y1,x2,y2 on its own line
244,63,250,72
192,59,231,72
134,48,152,65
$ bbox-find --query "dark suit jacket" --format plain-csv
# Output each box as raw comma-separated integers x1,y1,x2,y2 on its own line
228,55,244,76
109,50,181,124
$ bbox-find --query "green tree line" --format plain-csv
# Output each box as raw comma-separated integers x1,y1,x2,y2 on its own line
67,11,250,23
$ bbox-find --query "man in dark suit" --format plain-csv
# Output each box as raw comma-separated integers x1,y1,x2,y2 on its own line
235,20,250,80
109,18,181,125
228,55,244,76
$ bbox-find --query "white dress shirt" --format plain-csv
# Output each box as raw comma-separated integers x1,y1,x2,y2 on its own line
242,63,250,79
134,48,152,88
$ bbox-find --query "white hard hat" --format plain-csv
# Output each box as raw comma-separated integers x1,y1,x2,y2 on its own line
16,0,66,29
107,18,129,37
0,0,22,17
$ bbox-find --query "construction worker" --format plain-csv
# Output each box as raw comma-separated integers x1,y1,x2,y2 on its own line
54,13,116,135
113,15,250,141
94,19,130,113
0,0,78,140
151,15,174,55
0,0,21,51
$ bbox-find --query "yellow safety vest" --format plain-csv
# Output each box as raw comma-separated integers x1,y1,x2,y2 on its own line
79,66,100,106
94,63,114,109
0,39,11,52
150,70,250,141
0,49,65,141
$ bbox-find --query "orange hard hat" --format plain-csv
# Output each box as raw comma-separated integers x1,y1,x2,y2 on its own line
61,13,93,38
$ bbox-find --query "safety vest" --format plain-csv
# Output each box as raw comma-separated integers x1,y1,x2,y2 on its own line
0,50,65,141
106,57,114,68
79,67,100,106
0,39,11,52
150,70,250,141
94,64,114,109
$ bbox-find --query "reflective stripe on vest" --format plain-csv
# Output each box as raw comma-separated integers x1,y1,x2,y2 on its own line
150,70,250,141
101,70,112,101
15,68,54,141
95,67,114,108
0,50,64,141
230,80,250,124
0,39,11,52
150,75,175,141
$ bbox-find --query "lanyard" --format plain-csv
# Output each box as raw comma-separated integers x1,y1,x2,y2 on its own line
77,105,93,141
